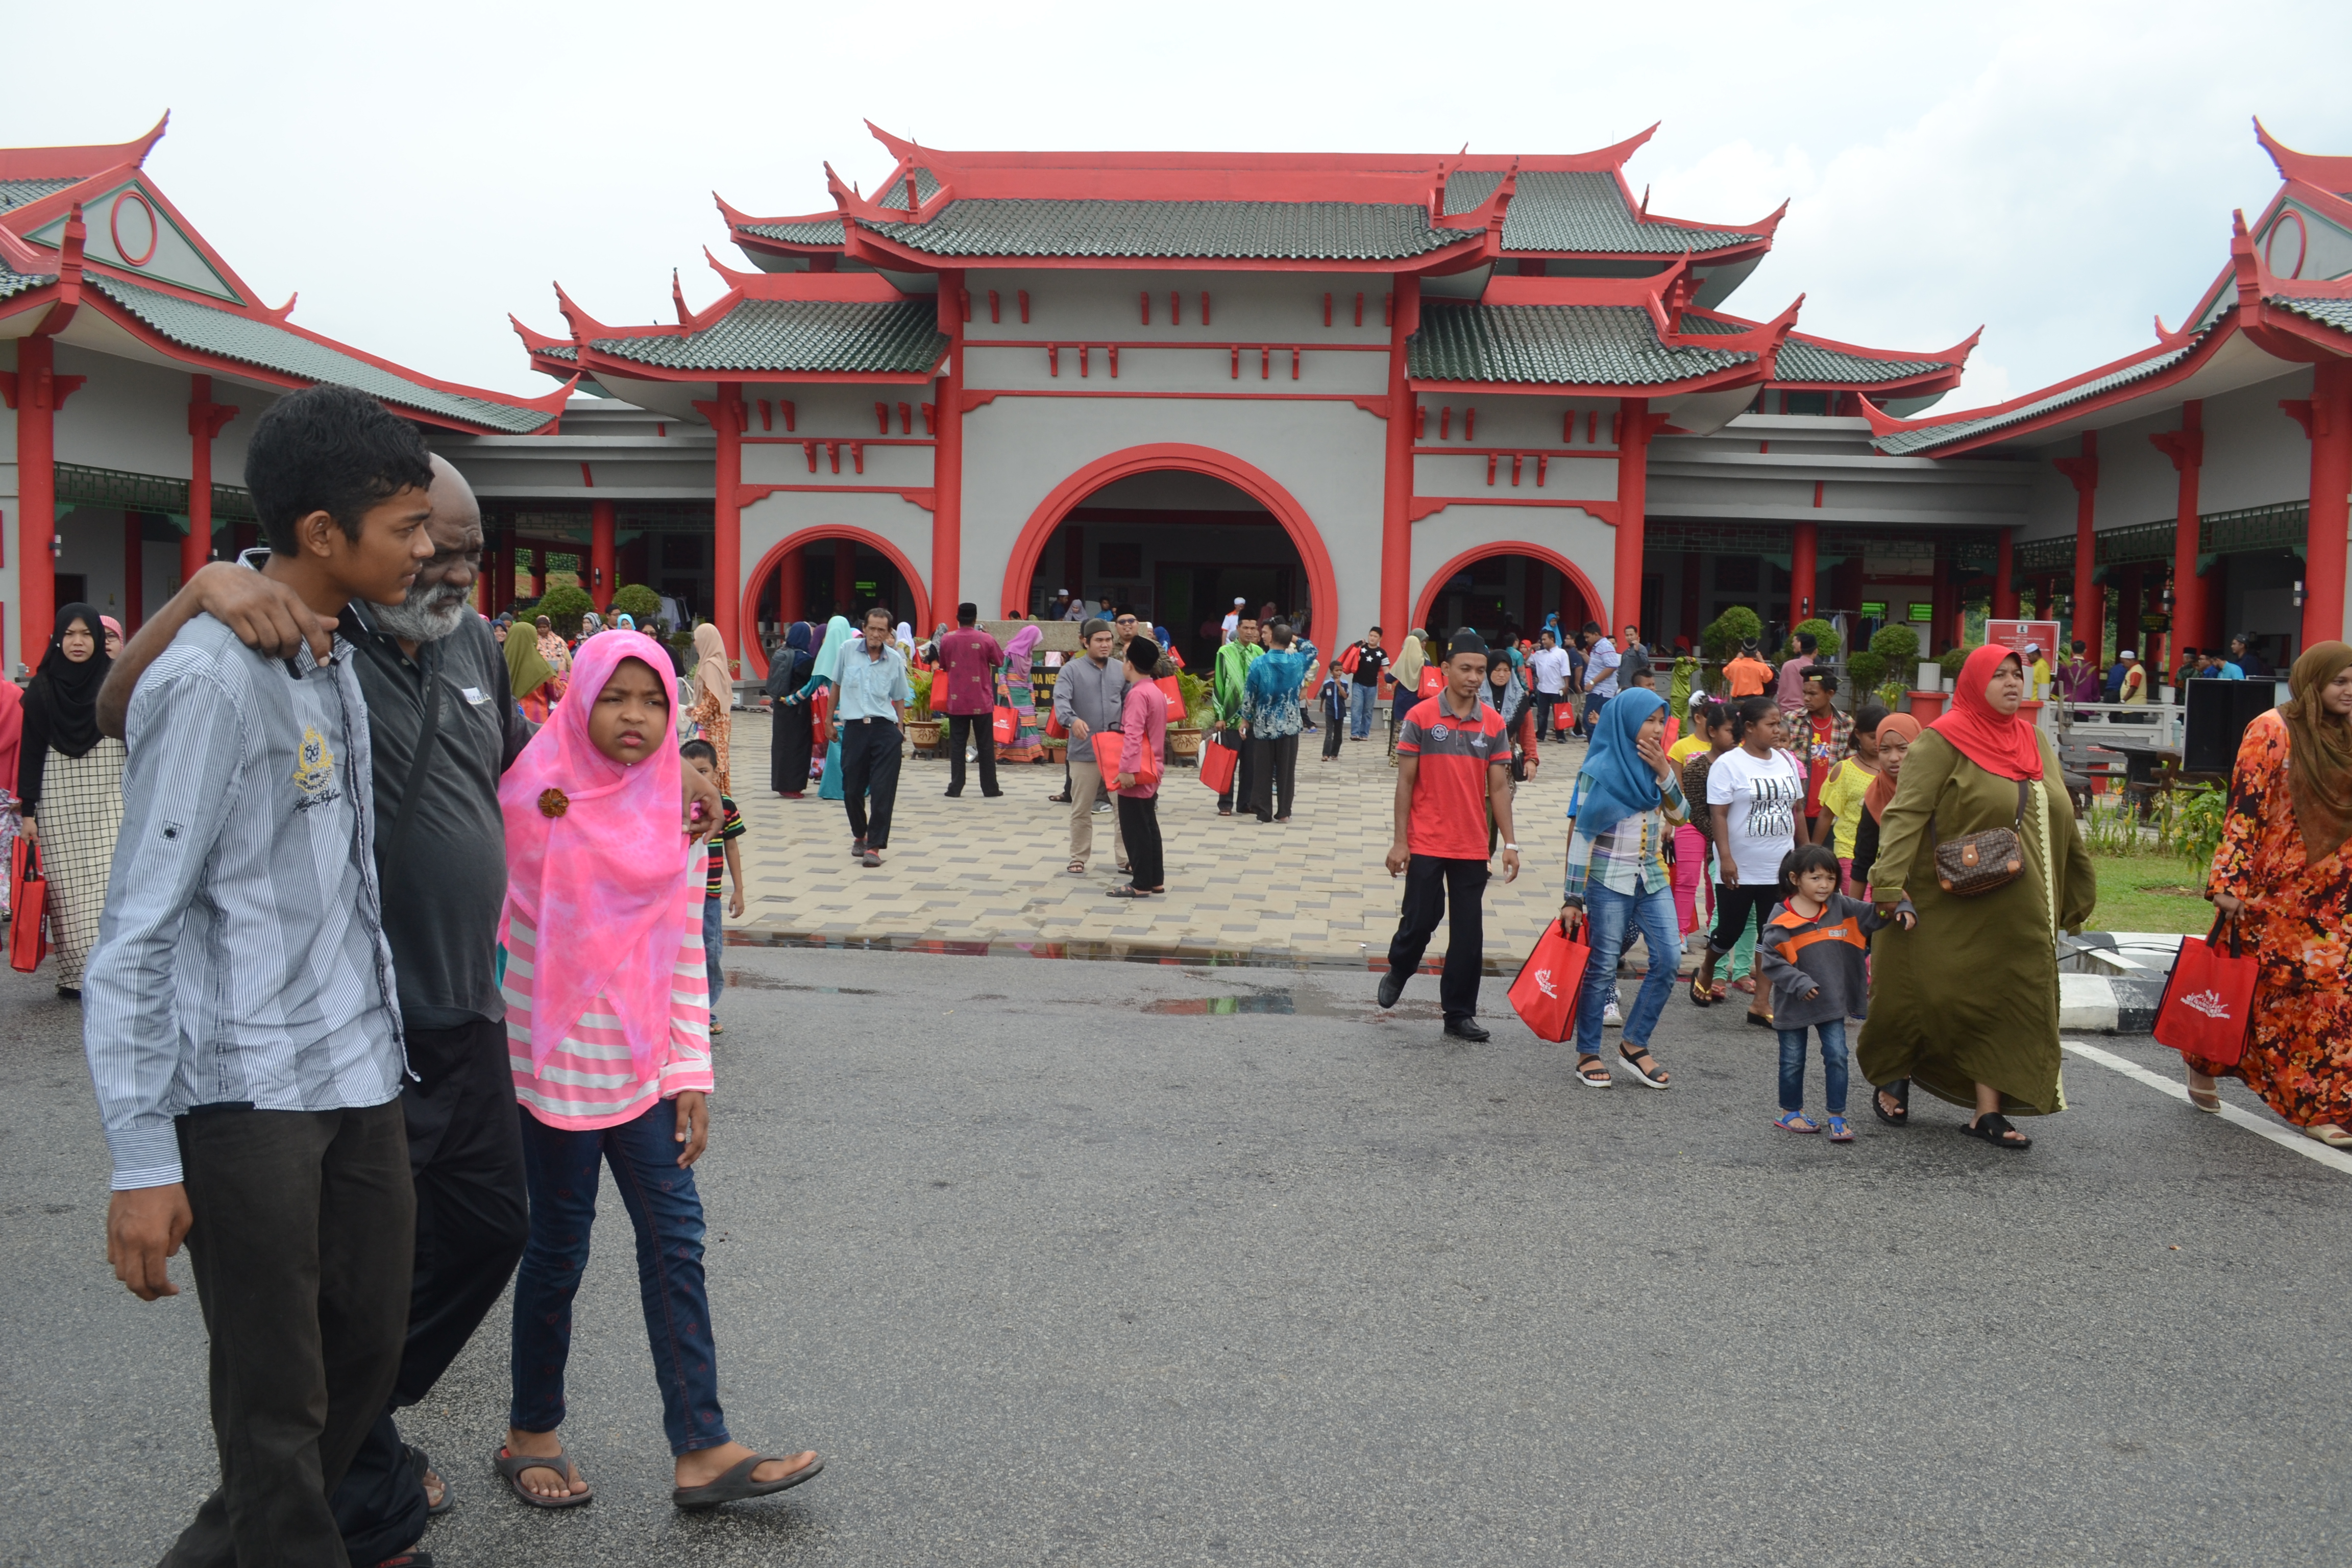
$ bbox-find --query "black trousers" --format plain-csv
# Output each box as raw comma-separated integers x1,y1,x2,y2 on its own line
1385,854,1491,1022
946,712,999,796
1322,715,1345,758
331,1018,530,1565
1117,793,1164,890
771,698,814,794
1216,730,1255,813
840,718,903,848
1248,732,1299,820
1708,881,1780,959
1531,692,1559,739
163,1102,413,1568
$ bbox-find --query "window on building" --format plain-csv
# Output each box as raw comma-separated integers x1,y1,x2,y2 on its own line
1783,391,1830,416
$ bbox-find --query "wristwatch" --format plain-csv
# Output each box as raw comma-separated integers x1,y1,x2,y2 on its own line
1503,842,1519,851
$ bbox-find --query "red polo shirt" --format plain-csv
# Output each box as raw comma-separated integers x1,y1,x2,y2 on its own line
1395,694,1507,860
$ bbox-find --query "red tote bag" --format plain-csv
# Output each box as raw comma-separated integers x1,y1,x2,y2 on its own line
1198,739,1239,794
1417,665,1445,699
992,705,1018,746
9,839,47,975
1091,730,1161,789
1156,675,1186,723
2153,912,2259,1068
1507,915,1590,1043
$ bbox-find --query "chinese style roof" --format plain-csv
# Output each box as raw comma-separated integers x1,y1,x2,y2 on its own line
0,116,566,435
1404,270,1788,397
1870,336,2206,456
1676,309,1975,395
518,264,950,386
722,121,1776,273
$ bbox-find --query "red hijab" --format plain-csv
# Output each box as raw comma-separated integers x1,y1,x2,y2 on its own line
1930,645,2045,781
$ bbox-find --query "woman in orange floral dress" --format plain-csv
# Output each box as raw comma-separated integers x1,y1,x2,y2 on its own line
2188,641,2352,1143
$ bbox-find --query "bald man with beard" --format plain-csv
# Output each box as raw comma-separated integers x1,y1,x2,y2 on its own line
104,455,721,1562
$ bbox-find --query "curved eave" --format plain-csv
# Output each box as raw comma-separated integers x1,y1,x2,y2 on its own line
571,342,943,387
838,219,1489,275
1407,362,1766,399
1776,364,1966,397
1868,322,2238,458
1508,236,1769,264
731,228,848,260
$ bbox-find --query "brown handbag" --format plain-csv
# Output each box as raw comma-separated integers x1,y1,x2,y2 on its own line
1931,778,2031,896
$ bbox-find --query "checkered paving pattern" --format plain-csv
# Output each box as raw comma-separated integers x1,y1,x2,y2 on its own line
725,713,1602,968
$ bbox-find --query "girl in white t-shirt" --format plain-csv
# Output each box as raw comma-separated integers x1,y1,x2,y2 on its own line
1696,696,1806,1028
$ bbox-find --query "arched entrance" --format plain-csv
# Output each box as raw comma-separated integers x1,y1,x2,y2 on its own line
1413,543,1602,647
1001,445,1340,671
740,526,930,678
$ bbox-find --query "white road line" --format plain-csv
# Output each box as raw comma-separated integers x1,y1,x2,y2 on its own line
2062,1039,2352,1177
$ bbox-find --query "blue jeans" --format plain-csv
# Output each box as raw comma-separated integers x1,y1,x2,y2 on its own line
1574,879,1680,1055
1348,682,1378,738
702,895,725,1016
510,1101,731,1456
1777,1019,1850,1116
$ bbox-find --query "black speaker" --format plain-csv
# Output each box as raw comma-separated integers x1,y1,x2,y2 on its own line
2183,678,2279,773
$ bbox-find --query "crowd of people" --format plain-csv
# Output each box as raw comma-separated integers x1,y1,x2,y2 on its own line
3,383,2348,1567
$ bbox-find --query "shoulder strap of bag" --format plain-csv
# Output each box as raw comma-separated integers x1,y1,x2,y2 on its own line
382,647,444,865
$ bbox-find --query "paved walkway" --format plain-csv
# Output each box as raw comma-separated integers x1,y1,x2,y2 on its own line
724,710,1600,969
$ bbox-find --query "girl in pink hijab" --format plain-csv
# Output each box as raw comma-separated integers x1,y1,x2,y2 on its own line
494,630,821,1512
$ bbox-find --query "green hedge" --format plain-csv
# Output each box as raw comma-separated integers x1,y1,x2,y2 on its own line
1791,617,1841,659
609,583,663,626
534,584,593,637
1701,605,1763,663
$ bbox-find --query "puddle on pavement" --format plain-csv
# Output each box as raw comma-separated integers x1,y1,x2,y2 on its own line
724,972,880,995
1142,989,1441,1019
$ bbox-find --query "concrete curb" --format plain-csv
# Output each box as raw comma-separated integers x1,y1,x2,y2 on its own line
2059,972,2168,1034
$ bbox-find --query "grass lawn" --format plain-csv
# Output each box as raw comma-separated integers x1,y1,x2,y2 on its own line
2087,848,2214,934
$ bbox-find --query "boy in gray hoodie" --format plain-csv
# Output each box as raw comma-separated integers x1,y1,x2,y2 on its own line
1756,844,1914,1142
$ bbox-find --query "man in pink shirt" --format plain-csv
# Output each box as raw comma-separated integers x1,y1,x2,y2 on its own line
937,602,1007,798
1109,632,1170,898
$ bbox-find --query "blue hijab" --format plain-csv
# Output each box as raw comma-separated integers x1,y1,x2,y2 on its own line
1572,686,1668,842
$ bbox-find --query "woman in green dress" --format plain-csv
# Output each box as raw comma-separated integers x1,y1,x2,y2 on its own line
1858,644,2097,1150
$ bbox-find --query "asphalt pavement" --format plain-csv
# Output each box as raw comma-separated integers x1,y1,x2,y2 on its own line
4,946,2348,1567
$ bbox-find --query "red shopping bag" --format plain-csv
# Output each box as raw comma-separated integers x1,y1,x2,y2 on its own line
1045,708,1067,740
808,686,831,747
1417,665,1444,699
9,839,47,975
1156,674,1185,723
1507,915,1590,1043
2153,912,2259,1067
1198,737,1239,794
992,705,1017,746
1092,730,1161,789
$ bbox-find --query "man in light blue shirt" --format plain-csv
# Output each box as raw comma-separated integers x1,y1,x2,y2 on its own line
1580,621,1621,732
838,605,912,866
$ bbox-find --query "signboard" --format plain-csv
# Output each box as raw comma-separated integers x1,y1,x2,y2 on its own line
1859,600,1887,619
1907,602,1933,623
1984,619,2062,659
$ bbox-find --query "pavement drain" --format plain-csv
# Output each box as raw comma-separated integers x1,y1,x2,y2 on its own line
1142,990,1444,1020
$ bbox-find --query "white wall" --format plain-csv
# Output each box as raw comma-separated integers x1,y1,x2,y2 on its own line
738,487,935,616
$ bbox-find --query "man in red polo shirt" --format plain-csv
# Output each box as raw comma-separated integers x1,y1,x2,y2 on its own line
1378,629,1521,1039
937,602,1007,798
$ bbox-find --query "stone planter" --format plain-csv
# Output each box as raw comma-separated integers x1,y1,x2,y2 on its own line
907,719,944,752
1043,739,1067,762
1166,727,1205,762
1905,690,1948,721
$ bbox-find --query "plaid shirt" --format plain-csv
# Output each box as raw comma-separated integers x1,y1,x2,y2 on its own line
1784,706,1854,789
1563,767,1689,899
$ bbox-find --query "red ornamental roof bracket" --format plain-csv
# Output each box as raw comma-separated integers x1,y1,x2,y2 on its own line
2253,117,2352,198
672,270,694,327
0,111,169,181
31,201,87,337
824,159,954,226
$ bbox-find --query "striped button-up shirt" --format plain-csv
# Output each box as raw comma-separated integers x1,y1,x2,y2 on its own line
1563,767,1689,899
82,614,405,1190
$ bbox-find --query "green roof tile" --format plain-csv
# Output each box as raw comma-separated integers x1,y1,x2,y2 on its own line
0,177,76,214
1444,169,1760,255
592,297,947,375
1410,303,1755,386
1676,314,1950,384
92,274,556,433
859,200,1475,261
877,166,942,209
534,342,579,362
1,262,53,302
1872,338,2202,456
2270,292,2352,332
740,216,848,248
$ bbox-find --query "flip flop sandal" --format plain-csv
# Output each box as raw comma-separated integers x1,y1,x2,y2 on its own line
1826,1116,1854,1143
1686,978,1716,1009
1963,1113,2032,1151
1745,1011,1775,1029
673,1453,824,1511
1574,1056,1613,1088
410,1445,452,1516
1066,859,1087,875
1108,886,1152,898
1774,1110,1820,1134
1871,1079,1910,1127
493,1444,593,1509
1618,1046,1670,1089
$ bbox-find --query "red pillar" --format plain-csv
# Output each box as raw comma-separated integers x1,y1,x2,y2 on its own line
1614,397,1659,634
2056,432,2100,659
779,542,804,626
590,498,617,610
1790,519,1818,628
2296,359,2352,651
12,336,62,671
185,374,235,587
2151,402,2204,675
1379,277,1421,644
932,272,964,622
1993,528,2017,619
122,512,145,632
833,537,856,613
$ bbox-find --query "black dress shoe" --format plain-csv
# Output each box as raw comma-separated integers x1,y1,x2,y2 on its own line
1376,972,1405,1009
1442,1017,1491,1042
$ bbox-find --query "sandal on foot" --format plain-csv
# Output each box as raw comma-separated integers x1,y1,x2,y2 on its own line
1108,886,1152,898
1745,1010,1775,1029
1774,1110,1820,1135
2301,1123,2352,1148
410,1444,452,1516
494,1444,593,1509
1618,1046,1670,1090
1964,1112,2032,1150
2185,1068,2222,1114
1871,1080,1910,1128
673,1453,824,1511
1827,1116,1854,1143
1574,1055,1613,1089
1686,978,1716,1009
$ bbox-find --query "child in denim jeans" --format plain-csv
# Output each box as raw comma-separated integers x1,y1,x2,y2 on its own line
1756,845,1913,1141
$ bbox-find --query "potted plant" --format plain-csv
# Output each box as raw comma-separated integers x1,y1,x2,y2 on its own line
906,671,944,752
1164,669,1210,763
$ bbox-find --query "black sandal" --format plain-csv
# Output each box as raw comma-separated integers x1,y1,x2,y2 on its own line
1871,1079,1910,1128
1964,1112,2031,1151
672,1452,823,1511
1619,1046,1670,1089
411,1444,452,1516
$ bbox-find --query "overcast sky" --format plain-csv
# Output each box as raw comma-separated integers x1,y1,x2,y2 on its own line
10,1,2347,415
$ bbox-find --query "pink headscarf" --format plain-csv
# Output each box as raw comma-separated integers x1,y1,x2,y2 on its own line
100,615,123,647
498,630,693,1074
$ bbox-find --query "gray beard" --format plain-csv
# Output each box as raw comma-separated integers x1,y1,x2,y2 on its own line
370,583,472,643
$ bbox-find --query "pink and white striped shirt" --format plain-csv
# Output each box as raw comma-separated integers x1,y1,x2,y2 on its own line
502,874,713,1131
